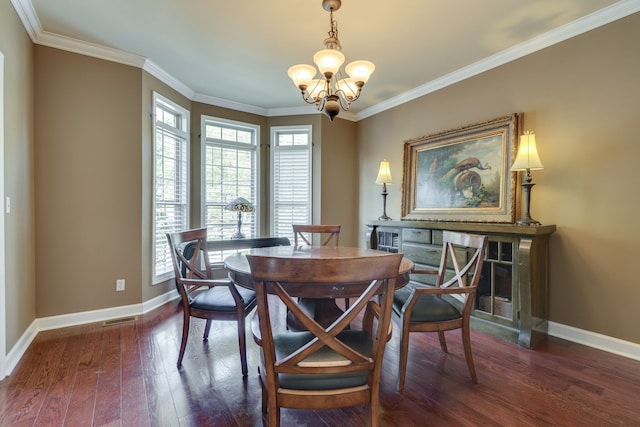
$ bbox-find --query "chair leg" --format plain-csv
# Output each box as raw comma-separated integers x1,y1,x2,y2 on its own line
370,385,380,427
268,399,280,427
397,323,410,392
237,314,248,377
437,331,448,353
461,324,478,383
261,377,267,414
369,402,379,427
177,311,190,368
203,319,212,341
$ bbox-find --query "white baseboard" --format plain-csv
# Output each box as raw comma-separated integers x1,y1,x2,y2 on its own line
4,290,179,377
37,290,179,331
547,321,640,361
6,300,639,377
5,320,38,377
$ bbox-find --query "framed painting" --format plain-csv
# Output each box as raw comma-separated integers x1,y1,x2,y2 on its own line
401,113,520,223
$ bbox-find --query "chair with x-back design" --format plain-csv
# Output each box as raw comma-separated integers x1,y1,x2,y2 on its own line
392,230,488,391
247,251,403,426
166,228,257,374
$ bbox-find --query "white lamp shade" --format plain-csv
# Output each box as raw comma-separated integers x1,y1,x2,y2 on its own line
288,64,317,88
345,60,375,84
511,131,544,171
313,49,345,77
376,160,393,185
335,78,358,100
307,79,326,100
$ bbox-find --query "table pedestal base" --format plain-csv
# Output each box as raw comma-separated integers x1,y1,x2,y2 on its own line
286,298,347,331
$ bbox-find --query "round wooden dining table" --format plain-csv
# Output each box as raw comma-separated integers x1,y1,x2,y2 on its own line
224,245,414,330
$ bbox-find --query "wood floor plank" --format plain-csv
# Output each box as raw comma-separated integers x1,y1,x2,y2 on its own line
140,318,181,427
1,300,639,426
93,325,123,426
62,327,104,426
120,322,152,427
33,330,85,426
1,332,67,425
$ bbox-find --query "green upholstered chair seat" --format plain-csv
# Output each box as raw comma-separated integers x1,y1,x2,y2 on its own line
190,282,256,312
265,330,373,390
393,286,461,322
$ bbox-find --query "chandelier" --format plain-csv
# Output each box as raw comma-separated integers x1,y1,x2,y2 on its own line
287,0,375,121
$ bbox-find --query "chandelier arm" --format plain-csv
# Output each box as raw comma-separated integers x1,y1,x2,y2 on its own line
334,90,352,111
316,94,327,112
300,92,318,105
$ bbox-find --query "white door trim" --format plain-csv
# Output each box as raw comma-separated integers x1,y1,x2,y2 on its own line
0,51,7,378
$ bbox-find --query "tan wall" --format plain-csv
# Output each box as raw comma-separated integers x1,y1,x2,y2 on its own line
318,117,358,246
34,46,143,317
1,1,36,349
358,13,640,344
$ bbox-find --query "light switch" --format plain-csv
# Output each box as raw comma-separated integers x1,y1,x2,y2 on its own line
5,197,10,214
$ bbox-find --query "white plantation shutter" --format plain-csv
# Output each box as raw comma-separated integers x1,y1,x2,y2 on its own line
202,117,259,243
271,126,312,241
153,93,189,281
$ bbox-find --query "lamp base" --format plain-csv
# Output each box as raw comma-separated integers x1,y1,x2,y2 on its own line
378,187,391,221
516,181,541,226
516,215,541,226
231,211,246,239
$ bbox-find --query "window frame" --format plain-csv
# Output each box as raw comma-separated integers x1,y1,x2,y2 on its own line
200,116,260,240
269,125,313,241
152,92,190,284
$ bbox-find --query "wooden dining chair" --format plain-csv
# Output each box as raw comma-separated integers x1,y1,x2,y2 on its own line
292,224,348,310
247,252,403,427
166,228,257,374
292,224,341,247
392,230,488,392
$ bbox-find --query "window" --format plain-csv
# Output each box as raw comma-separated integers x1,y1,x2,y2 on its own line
153,93,190,282
202,117,259,241
270,126,312,242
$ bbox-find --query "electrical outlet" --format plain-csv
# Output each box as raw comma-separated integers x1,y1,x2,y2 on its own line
116,279,125,292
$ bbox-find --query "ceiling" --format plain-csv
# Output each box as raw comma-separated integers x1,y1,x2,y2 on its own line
17,0,635,120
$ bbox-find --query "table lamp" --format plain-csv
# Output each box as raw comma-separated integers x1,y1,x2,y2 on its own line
511,131,544,226
224,197,255,239
376,159,392,220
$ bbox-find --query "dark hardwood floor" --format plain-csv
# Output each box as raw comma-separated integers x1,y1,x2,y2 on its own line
1,299,639,426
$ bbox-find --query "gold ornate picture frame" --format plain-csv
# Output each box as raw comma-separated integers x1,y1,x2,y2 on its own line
401,113,520,223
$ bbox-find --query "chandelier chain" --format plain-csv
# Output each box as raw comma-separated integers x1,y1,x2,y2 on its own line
324,9,341,51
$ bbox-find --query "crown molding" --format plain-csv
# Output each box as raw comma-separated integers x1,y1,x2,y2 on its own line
35,31,146,68
356,0,640,121
265,105,358,122
192,93,269,116
143,60,195,100
13,0,640,122
10,0,40,41
266,105,318,117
